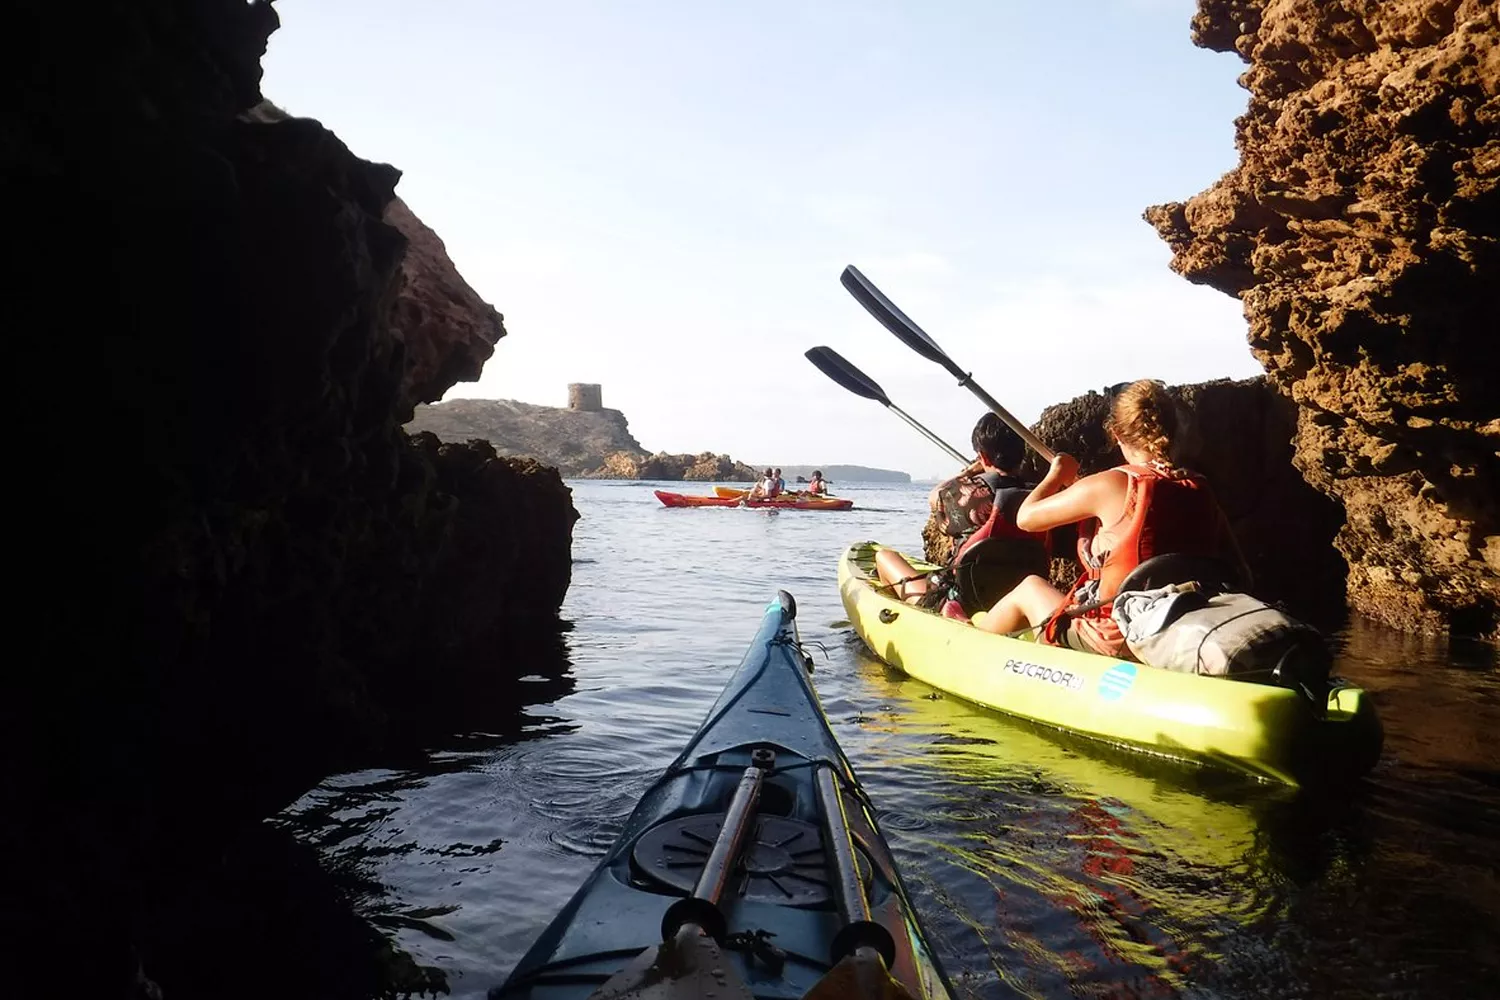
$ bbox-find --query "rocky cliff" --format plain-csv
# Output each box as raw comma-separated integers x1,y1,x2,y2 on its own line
1144,0,1498,636
408,397,760,479
408,398,646,475
10,0,574,994
923,378,1347,619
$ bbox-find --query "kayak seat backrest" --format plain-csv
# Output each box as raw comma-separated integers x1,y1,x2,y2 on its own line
951,536,1051,616
1114,553,1243,597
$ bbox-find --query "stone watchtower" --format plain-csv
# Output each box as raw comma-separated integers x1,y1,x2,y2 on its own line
568,383,603,411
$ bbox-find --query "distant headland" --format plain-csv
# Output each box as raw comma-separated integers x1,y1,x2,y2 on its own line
407,385,913,482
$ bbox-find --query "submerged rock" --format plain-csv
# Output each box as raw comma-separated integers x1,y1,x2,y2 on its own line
1145,0,1499,636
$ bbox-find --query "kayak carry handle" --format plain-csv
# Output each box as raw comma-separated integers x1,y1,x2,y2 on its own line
659,747,777,943
813,766,897,969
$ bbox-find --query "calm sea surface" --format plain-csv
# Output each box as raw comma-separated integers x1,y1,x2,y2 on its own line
281,480,1499,999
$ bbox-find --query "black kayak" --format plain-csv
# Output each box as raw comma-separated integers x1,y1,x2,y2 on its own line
491,592,954,1000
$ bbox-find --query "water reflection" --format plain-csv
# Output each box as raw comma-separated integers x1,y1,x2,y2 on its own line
843,636,1500,999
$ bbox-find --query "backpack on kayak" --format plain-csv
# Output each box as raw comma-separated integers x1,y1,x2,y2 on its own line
1107,555,1332,702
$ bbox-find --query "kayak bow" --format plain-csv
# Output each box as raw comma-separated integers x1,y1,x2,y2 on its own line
491,592,953,1000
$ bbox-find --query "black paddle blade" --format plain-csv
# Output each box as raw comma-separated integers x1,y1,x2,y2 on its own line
805,346,891,406
840,266,961,377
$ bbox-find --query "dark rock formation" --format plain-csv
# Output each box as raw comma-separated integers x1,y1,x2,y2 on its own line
923,378,1347,619
1145,0,1499,636
9,0,574,994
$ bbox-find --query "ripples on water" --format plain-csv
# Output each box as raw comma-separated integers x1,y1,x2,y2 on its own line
282,480,1499,999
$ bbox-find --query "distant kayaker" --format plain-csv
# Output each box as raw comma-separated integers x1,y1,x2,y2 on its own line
874,414,1036,608
748,468,781,500
807,470,829,495
773,468,786,494
971,379,1250,653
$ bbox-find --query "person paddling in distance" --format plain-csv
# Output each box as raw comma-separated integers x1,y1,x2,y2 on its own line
747,468,782,501
875,413,1037,609
970,379,1250,653
806,470,829,495
773,468,786,494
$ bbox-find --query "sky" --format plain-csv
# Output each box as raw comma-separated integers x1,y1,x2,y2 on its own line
262,0,1262,480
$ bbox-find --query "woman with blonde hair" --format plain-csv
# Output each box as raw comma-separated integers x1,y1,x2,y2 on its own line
972,379,1248,652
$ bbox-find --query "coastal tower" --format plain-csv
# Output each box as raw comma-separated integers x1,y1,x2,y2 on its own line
568,383,603,411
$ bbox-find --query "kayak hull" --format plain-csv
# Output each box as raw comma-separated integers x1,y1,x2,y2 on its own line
656,490,853,511
838,542,1382,785
492,592,952,1000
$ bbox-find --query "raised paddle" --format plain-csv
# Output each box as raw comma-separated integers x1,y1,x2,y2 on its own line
804,346,970,465
840,265,1056,463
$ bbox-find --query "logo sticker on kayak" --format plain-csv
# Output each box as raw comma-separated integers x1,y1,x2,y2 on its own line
1003,658,1084,691
1097,663,1137,702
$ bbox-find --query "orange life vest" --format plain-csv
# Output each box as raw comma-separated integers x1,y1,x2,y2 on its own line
1042,463,1223,652
1077,463,1223,602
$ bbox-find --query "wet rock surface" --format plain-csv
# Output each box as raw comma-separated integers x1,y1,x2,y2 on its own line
923,378,1346,619
1145,0,1499,636
9,0,573,994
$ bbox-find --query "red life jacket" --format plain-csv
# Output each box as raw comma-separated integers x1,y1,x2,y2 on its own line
1041,464,1222,652
1077,464,1222,601
955,497,1048,561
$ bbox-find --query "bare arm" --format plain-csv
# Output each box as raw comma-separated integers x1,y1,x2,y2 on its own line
1015,457,1128,534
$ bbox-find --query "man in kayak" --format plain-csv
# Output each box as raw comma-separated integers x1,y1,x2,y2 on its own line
874,414,1035,609
970,379,1249,653
806,470,829,495
773,468,786,494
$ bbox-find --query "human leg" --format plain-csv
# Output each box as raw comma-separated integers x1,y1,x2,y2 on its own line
971,575,1066,634
874,549,931,603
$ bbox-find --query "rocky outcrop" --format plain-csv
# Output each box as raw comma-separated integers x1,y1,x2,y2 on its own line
586,450,759,481
386,198,506,409
1145,0,1499,636
409,398,761,479
408,398,646,475
10,0,574,994
923,378,1347,619
245,102,506,412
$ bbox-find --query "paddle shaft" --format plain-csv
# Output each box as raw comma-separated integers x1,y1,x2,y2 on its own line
886,403,970,465
814,766,897,968
950,376,1056,463
840,267,1056,463
660,747,776,942
804,346,970,465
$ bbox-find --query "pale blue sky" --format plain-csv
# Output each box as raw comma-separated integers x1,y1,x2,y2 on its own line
263,0,1260,479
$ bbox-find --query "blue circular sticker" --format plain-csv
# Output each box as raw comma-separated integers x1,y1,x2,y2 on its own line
1097,663,1137,702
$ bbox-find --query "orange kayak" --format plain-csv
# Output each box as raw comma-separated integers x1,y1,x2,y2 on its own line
713,485,846,504
655,490,853,511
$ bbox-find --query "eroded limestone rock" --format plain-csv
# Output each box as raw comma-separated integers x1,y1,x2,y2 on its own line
1146,0,1499,635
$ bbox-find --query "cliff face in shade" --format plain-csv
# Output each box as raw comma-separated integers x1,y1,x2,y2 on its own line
923,378,1347,620
1144,0,1499,635
385,197,506,408
10,1,574,994
246,101,506,412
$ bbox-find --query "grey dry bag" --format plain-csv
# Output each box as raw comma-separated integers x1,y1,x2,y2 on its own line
1115,588,1331,698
